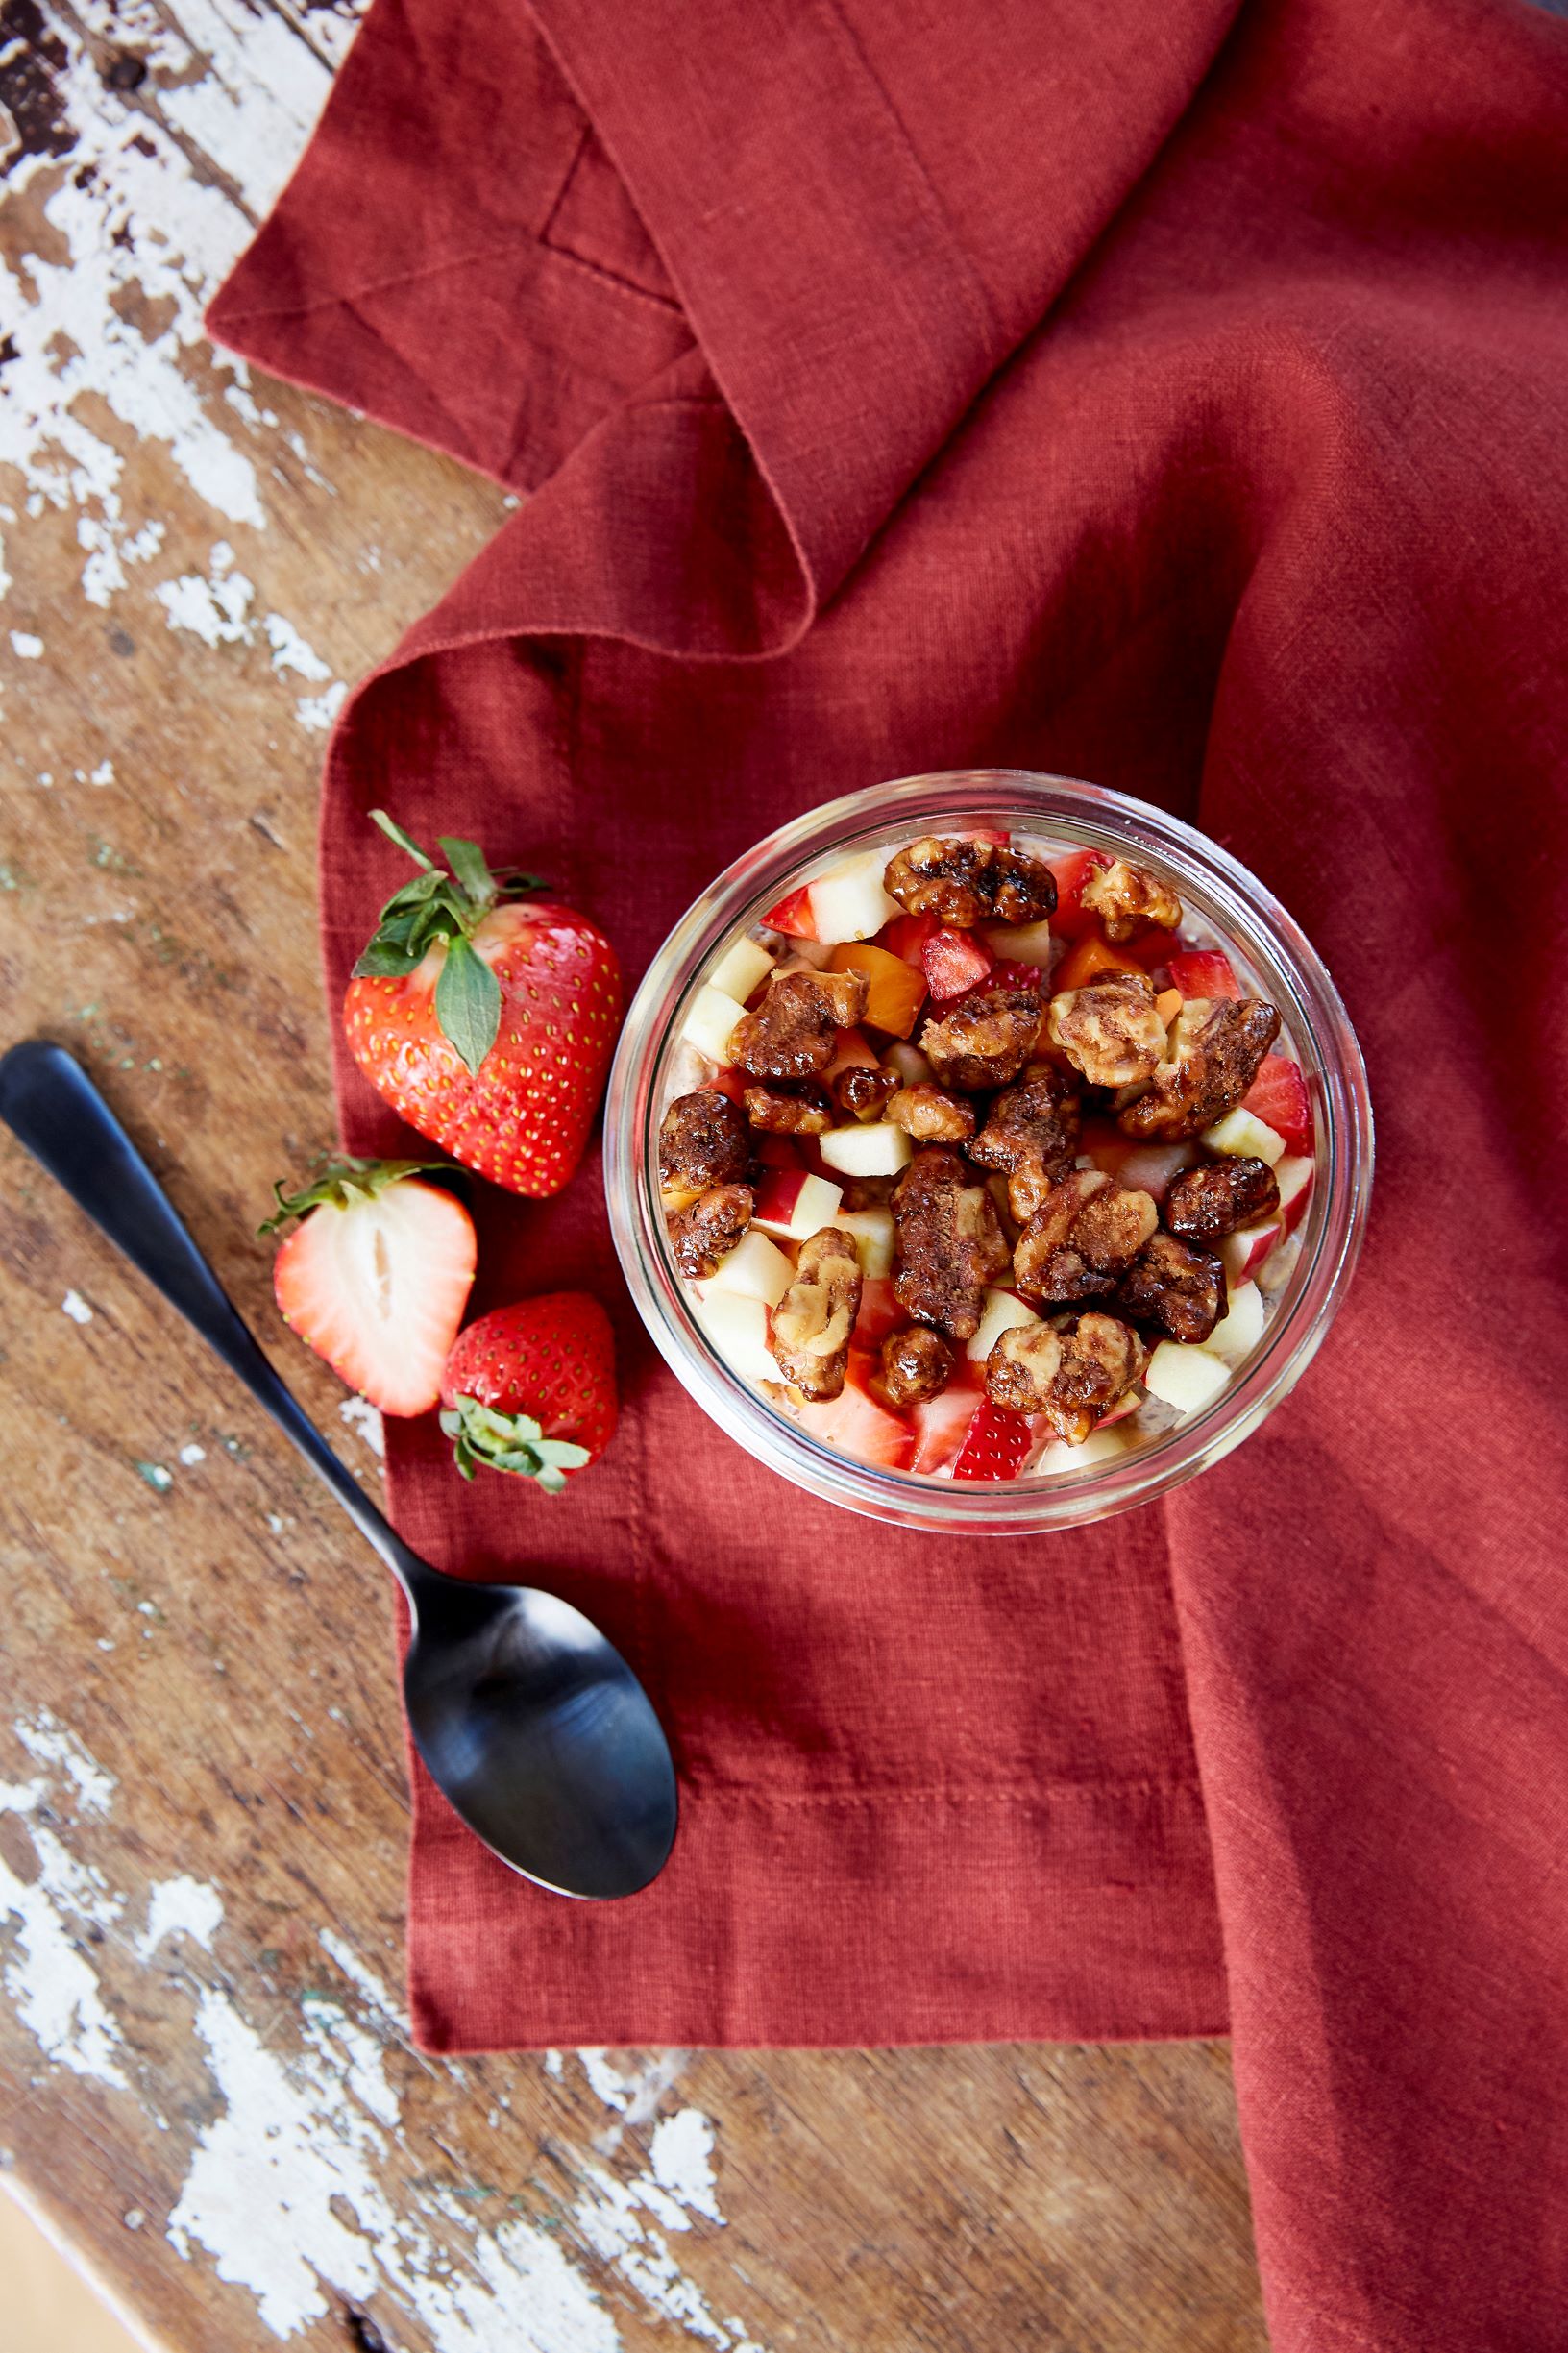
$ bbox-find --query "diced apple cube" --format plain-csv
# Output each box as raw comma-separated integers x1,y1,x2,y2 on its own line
701,1227,795,1309
808,851,902,945
1275,1153,1314,1232
1218,1219,1280,1286
692,1288,776,1385
680,983,747,1064
1258,1232,1301,1299
1201,1106,1286,1165
981,919,1055,968
818,1122,914,1178
753,1169,845,1241
1144,1340,1232,1414
965,1287,1041,1362
708,935,775,1004
835,1206,896,1278
1038,1423,1132,1473
1207,1281,1265,1364
883,1040,934,1087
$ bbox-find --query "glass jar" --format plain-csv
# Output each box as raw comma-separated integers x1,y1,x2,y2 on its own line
603,771,1373,1532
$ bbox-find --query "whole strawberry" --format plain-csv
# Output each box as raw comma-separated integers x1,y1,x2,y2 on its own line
344,812,622,1196
440,1294,618,1492
260,1157,476,1417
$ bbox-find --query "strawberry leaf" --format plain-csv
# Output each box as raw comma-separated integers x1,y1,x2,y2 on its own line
440,1396,592,1488
370,809,435,870
258,1155,456,1236
434,935,502,1073
352,938,425,978
437,835,497,909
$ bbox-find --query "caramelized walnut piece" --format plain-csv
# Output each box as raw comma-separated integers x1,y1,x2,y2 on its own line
1118,997,1281,1140
891,1146,1012,1340
920,979,1043,1091
668,1183,753,1280
830,1064,900,1123
1164,1156,1281,1242
769,1228,863,1401
658,1090,750,1194
1114,1232,1227,1345
968,1063,1081,1221
732,968,870,1081
886,1083,976,1142
1080,857,1183,944
985,1311,1148,1443
883,835,1058,927
870,1324,955,1409
743,1081,834,1135
1047,968,1168,1089
1013,1169,1159,1302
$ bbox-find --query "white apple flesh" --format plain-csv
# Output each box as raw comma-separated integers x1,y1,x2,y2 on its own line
708,935,775,1003
1207,1280,1265,1364
1218,1218,1280,1286
680,982,747,1064
1143,1340,1232,1414
1201,1106,1286,1165
818,1121,914,1177
1275,1153,1314,1232
834,1205,896,1278
700,1226,796,1308
752,1168,845,1241
965,1287,1041,1362
692,1288,778,1384
807,851,902,944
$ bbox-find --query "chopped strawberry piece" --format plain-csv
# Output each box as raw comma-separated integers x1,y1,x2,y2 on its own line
852,1276,903,1346
761,885,818,940
1045,849,1110,939
1167,948,1241,1000
1243,1055,1313,1153
952,1399,1039,1482
967,827,1012,847
880,912,941,968
785,1355,915,1471
710,1065,747,1105
822,1027,880,1080
908,1385,981,1474
987,958,1046,993
754,1131,804,1170
921,926,996,1001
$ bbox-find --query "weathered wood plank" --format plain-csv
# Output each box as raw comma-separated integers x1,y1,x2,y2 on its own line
0,7,1268,2348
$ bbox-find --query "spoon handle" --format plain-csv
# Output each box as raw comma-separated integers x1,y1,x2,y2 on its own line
0,1040,428,1600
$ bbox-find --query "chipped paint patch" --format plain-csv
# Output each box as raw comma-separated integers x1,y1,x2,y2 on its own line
10,630,43,658
650,2111,723,2227
61,1287,93,1323
15,1709,116,1815
178,1442,207,1465
137,1875,224,1960
155,540,256,647
338,1395,385,1458
262,612,331,681
296,678,348,733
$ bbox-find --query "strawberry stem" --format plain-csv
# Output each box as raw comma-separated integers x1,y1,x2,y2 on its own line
257,1155,457,1236
354,812,548,1071
440,1395,592,1491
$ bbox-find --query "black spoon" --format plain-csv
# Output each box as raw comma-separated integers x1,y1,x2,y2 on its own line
0,1040,677,1900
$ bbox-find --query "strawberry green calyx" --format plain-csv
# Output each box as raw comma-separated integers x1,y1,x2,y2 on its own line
440,1394,592,1492
352,810,545,1076
257,1154,454,1237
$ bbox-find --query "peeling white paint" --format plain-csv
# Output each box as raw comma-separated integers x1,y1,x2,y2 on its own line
137,1875,224,1960
10,630,44,658
262,612,331,681
15,1710,116,1816
296,678,348,734
178,1442,207,1466
338,1395,385,1458
61,1288,93,1324
650,2111,723,2227
155,540,256,646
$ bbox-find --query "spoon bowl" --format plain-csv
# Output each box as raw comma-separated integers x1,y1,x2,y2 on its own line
0,1039,677,1900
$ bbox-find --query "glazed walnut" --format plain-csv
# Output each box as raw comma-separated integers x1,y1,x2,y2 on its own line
667,1183,753,1281
920,980,1043,1092
1013,1169,1158,1302
731,968,870,1081
968,1064,1080,1222
658,1090,749,1195
1164,1156,1281,1242
883,835,1058,927
743,1080,834,1135
870,1323,955,1409
891,1147,1012,1340
985,1311,1148,1444
830,1063,900,1123
769,1228,864,1401
1080,857,1183,944
886,1083,976,1142
1114,1231,1226,1345
1047,968,1168,1089
1117,997,1280,1140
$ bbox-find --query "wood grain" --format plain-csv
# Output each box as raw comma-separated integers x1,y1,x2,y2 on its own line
0,6,1269,2347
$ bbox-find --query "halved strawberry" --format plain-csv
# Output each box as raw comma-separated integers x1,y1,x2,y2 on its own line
761,885,818,940
262,1159,476,1417
1167,948,1241,1001
782,1352,915,1470
952,1398,1039,1482
344,813,621,1197
1046,849,1110,939
439,1293,617,1490
1242,1055,1313,1154
908,1384,980,1474
880,912,941,968
921,926,995,1001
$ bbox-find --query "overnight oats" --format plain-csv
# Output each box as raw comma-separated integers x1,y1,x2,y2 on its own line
606,773,1372,1532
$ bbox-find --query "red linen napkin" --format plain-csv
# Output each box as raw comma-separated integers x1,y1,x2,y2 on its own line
209,1,1568,2344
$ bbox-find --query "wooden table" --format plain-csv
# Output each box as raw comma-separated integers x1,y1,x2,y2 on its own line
0,8,1268,2347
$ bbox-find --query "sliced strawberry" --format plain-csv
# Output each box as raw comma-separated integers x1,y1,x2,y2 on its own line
921,925,995,1001
852,1276,904,1346
1045,849,1110,939
1167,948,1241,1001
908,1384,981,1474
265,1160,476,1418
761,885,818,939
880,912,941,968
952,1398,1039,1482
1242,1055,1313,1154
710,1065,747,1106
784,1355,914,1471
